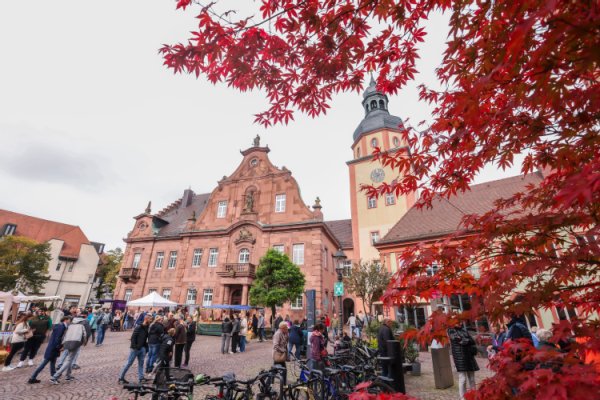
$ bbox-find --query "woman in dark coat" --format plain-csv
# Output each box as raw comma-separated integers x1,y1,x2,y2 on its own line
288,320,303,359
448,325,479,400
156,328,176,369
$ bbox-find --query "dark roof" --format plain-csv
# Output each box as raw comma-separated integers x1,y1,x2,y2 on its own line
378,173,544,245
155,193,211,236
353,110,403,142
324,219,353,248
0,209,91,259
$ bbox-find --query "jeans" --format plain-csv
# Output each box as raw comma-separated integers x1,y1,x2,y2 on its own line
96,325,107,345
238,335,246,353
184,341,194,365
91,329,96,342
4,342,25,366
146,343,160,373
458,371,476,400
53,348,78,379
174,344,185,368
288,342,301,359
231,333,239,353
221,334,231,354
30,356,57,379
58,346,80,367
258,328,265,341
21,335,43,361
119,347,146,381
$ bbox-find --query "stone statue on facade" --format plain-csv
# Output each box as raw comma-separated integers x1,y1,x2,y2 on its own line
244,191,254,212
253,134,260,147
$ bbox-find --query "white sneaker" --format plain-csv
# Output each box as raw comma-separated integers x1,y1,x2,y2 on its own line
27,360,34,367
16,362,23,368
2,366,15,372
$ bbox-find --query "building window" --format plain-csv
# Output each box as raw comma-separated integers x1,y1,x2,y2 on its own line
155,252,164,269
393,137,400,147
132,253,141,268
370,231,380,245
192,249,203,267
239,248,250,263
149,288,157,294
68,262,74,272
162,288,171,300
323,248,328,269
273,245,285,254
385,192,396,205
275,194,286,213
217,201,227,218
367,197,377,209
356,147,361,158
203,289,213,306
124,289,133,301
371,138,378,148
56,262,62,271
342,260,353,277
208,248,218,267
2,224,17,236
291,295,303,310
426,264,439,276
186,289,197,305
168,251,178,269
556,306,577,321
293,244,305,265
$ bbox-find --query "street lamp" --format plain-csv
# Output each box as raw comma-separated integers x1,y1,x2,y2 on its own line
333,248,347,337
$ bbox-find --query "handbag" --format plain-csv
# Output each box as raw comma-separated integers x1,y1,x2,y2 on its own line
273,350,287,363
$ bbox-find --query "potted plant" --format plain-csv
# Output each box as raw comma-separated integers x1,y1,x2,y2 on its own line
404,342,421,376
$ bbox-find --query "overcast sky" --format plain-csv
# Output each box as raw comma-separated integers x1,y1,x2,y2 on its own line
0,1,522,251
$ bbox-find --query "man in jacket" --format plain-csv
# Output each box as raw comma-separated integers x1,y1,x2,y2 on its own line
28,316,70,384
257,313,266,342
118,315,152,384
288,320,303,359
221,317,233,354
50,315,87,384
20,310,52,367
448,324,479,400
156,328,176,369
173,317,187,368
146,316,164,373
96,309,110,346
377,318,394,377
230,314,241,354
57,310,92,371
506,315,533,344
183,316,196,367
238,313,248,353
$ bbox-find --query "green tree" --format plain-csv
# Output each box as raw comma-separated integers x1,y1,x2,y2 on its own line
249,249,306,318
95,247,123,298
0,236,51,293
344,259,390,331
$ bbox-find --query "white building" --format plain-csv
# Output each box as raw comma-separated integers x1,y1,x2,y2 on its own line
0,209,102,308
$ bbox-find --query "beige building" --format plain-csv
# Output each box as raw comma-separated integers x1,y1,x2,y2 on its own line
0,209,102,308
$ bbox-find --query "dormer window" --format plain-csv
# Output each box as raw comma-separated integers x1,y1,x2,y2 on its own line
2,224,17,236
371,138,378,148
379,99,385,109
217,201,227,218
371,100,377,109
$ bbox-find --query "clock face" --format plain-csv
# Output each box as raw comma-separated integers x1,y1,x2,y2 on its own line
370,168,385,183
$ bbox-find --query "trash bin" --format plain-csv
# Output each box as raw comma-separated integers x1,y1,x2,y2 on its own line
431,346,454,389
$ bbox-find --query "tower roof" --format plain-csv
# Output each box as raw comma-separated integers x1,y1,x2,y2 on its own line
353,78,403,142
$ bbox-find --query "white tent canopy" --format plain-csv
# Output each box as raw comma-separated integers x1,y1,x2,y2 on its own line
1,291,63,331
126,292,177,308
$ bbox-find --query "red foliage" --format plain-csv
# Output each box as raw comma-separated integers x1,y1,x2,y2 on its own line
163,0,600,398
350,382,417,400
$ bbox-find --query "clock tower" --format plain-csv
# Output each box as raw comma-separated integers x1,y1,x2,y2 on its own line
347,78,415,262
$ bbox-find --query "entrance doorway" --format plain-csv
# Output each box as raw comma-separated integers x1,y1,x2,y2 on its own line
230,288,242,305
342,298,354,324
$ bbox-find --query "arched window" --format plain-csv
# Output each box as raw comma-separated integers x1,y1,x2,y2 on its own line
370,100,377,109
379,99,385,109
393,137,400,147
239,248,250,263
371,138,378,148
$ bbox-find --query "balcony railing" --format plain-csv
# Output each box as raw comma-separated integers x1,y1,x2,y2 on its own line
216,263,256,278
119,267,141,282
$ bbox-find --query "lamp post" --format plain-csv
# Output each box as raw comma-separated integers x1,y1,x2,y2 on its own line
333,249,347,336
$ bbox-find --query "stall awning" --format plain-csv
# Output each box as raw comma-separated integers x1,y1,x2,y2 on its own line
200,304,262,311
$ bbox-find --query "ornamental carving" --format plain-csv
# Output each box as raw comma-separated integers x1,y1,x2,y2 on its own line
234,227,256,245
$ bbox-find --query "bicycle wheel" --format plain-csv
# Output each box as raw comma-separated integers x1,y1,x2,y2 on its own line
289,386,313,400
365,381,395,394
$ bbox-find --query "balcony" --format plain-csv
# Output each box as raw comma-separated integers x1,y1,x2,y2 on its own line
216,263,256,278
119,267,141,282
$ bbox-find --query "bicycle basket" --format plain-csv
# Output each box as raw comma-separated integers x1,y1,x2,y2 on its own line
154,367,194,390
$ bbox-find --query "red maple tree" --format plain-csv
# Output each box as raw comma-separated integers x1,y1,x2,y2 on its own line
162,1,599,398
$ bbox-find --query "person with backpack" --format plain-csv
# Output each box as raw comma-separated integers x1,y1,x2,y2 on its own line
96,309,110,346
155,328,176,369
50,315,87,384
118,315,152,384
447,324,479,400
28,316,70,384
506,315,533,343
57,310,91,371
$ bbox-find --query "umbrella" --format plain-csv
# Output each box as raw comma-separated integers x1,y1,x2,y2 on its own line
126,292,177,307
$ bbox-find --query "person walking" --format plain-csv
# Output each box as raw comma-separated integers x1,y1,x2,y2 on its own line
448,324,479,400
183,316,196,367
377,318,394,377
274,314,283,332
146,316,164,373
221,317,233,354
2,314,31,371
156,328,176,369
20,310,51,367
347,313,357,338
118,315,152,384
309,323,326,371
331,314,339,338
288,320,303,360
50,315,87,385
28,316,70,384
231,314,241,354
257,313,266,342
88,311,97,343
238,313,248,353
173,317,187,368
96,309,110,346
251,313,258,340
272,321,289,384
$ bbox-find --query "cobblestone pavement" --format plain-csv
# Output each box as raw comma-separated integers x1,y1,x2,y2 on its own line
0,331,493,400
